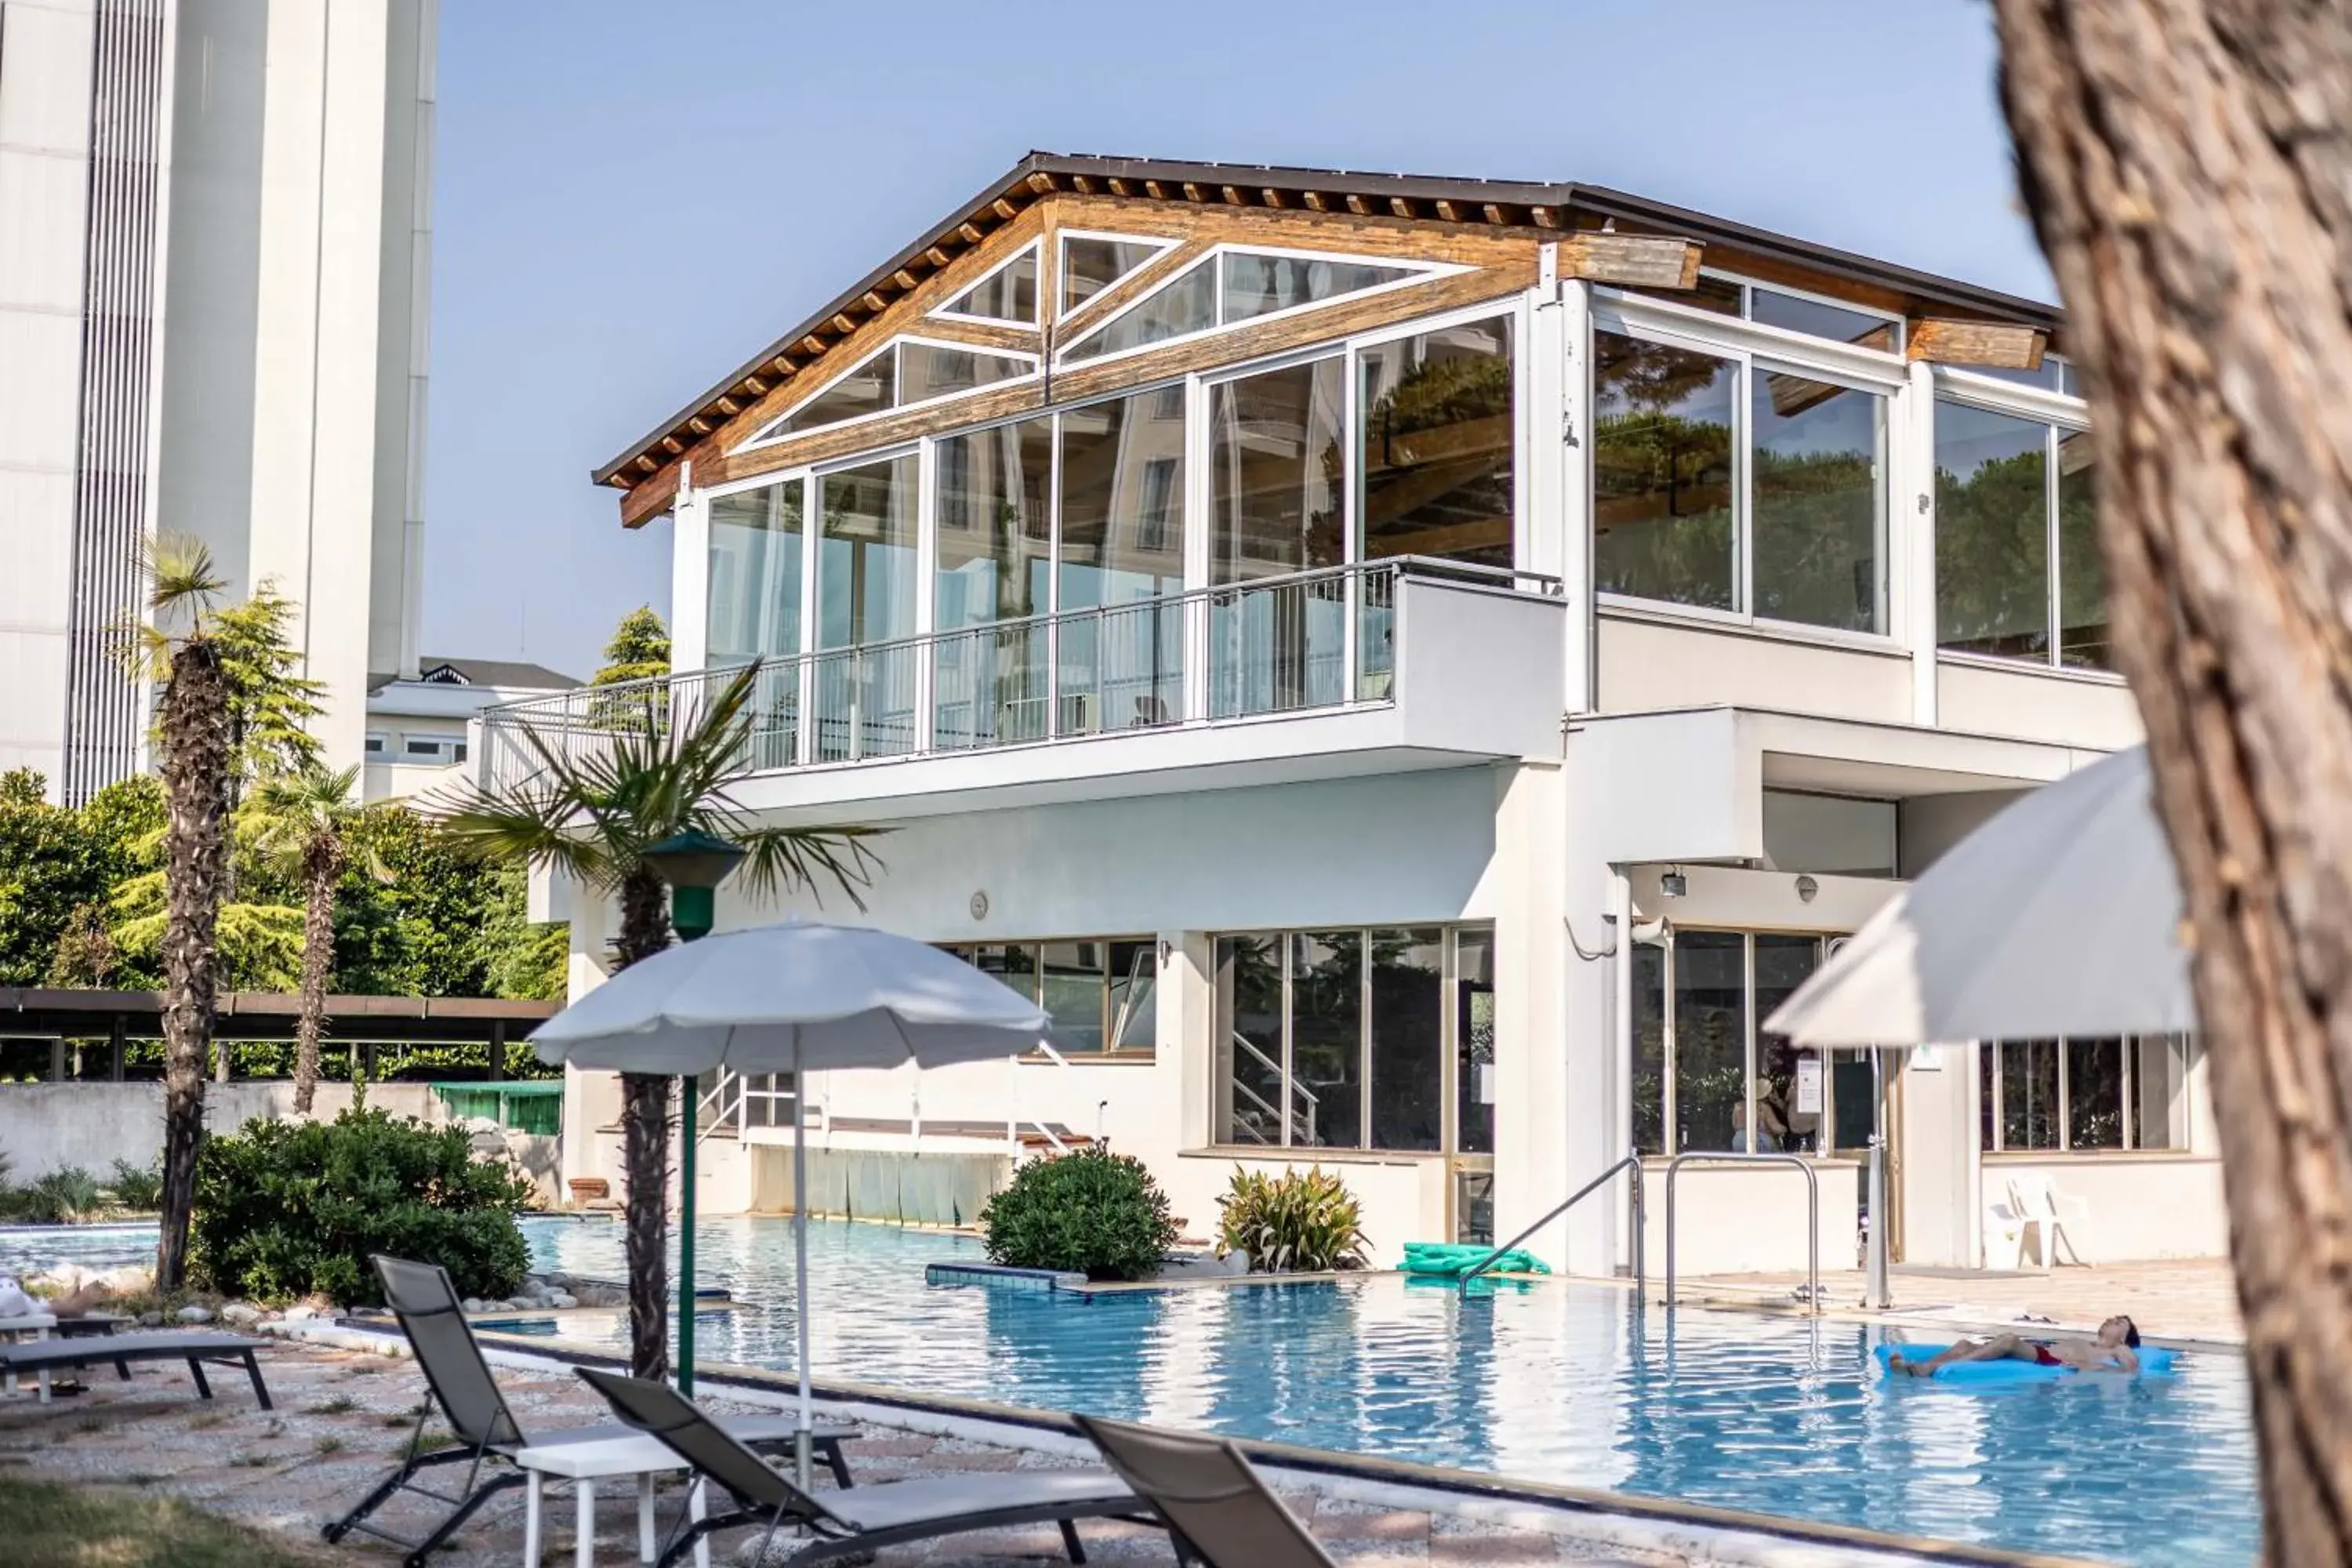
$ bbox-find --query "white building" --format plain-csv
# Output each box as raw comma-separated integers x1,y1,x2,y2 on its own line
505,154,2221,1281
0,0,436,800
363,655,575,801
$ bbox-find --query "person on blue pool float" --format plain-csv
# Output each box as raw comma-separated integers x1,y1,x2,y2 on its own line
1891,1316,2142,1377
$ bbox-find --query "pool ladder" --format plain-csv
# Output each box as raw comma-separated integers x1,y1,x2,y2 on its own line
1662,1152,1822,1316
1456,1151,1646,1296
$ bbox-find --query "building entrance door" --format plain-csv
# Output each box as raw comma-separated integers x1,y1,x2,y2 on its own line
1448,930,1497,1243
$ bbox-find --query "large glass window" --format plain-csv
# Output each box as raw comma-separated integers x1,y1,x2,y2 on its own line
933,419,1052,750
707,478,803,663
938,244,1038,325
898,342,1025,404
1062,260,1215,362
1214,925,1493,1154
1222,253,1417,322
1753,935,1824,1154
1210,358,1348,717
1982,1033,2187,1152
776,349,895,436
1594,332,1738,612
947,938,1156,1062
1671,931,1746,1153
757,340,1033,441
1062,246,1442,363
1060,388,1188,735
1357,317,1514,569
817,455,920,647
1935,397,2107,670
1750,370,1886,632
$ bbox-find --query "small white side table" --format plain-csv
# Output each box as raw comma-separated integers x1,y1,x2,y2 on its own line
511,1433,712,1568
0,1314,56,1400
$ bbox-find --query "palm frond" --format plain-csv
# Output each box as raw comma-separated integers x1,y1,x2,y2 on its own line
140,532,225,627
724,819,883,910
431,775,616,891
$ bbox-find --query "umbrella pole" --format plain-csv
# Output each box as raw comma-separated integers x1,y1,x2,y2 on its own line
794,1033,812,1490
678,1078,697,1396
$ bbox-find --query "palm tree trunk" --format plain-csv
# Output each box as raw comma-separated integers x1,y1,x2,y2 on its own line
1995,5,2352,1559
291,835,343,1115
154,638,233,1291
615,867,673,1382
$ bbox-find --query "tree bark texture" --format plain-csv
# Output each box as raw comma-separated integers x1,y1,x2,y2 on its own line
154,639,232,1291
290,833,344,1116
615,868,673,1383
1995,4,2352,1559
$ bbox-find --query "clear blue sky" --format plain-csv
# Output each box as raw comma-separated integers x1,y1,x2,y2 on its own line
422,0,2046,679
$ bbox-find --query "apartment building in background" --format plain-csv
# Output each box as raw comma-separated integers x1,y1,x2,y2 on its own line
0,0,436,800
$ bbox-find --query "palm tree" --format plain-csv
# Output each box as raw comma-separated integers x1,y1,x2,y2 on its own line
433,663,877,1381
120,535,237,1291
249,764,366,1113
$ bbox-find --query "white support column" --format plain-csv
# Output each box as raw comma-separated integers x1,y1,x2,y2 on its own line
1906,359,1939,726
669,463,709,674
1166,932,1213,1151
1520,260,1565,580
1559,280,1596,714
1491,760,1576,1268
912,437,939,750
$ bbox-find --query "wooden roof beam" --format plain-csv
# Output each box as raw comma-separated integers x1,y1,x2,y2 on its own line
1433,198,1461,222
957,222,986,245
1142,180,1169,199
1025,172,1058,194
925,245,954,269
1530,205,1559,229
1389,196,1417,219
1221,184,1247,205
1259,187,1287,209
1559,234,1705,289
892,268,920,291
991,197,1021,222
1908,318,2048,370
1181,181,1207,202
861,290,891,314
1070,173,1097,194
1108,177,1134,197
1301,191,1330,212
1345,194,1372,216
830,313,859,335
1483,202,1510,226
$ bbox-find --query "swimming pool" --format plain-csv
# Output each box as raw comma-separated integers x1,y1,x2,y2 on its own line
5,1216,2258,1566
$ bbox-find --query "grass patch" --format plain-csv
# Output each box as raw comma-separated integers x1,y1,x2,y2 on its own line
0,1475,330,1566
414,1432,459,1456
302,1396,356,1416
311,1436,343,1456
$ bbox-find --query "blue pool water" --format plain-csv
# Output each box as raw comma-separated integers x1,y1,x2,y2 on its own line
5,1216,2259,1566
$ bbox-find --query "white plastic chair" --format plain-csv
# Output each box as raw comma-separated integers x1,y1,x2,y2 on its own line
1983,1201,2033,1271
2006,1173,2092,1267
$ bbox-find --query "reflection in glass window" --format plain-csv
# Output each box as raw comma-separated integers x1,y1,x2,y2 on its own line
2001,1040,2063,1150
1214,935,1287,1145
775,350,895,436
1062,235,1167,316
1749,287,1899,351
934,419,1051,627
1673,931,1746,1153
1357,318,1514,569
1750,370,1886,632
897,343,1027,404
1632,944,1667,1156
2056,430,2107,669
1752,935,1821,1153
1594,331,1737,610
1369,929,1444,1152
1061,260,1215,361
1209,358,1347,717
1936,401,2050,659
1290,932,1363,1149
1982,1033,2194,1152
938,246,1038,324
1059,392,1188,608
2067,1038,2125,1149
1456,930,1495,1156
816,455,919,648
707,478,803,663
1040,942,1109,1055
1221,252,1417,321
1106,940,1157,1053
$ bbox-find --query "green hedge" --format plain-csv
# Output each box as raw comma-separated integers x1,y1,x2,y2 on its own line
980,1146,1179,1282
191,1107,535,1305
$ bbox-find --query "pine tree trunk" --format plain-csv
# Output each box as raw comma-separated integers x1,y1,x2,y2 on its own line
290,833,343,1116
154,639,233,1291
1994,5,2352,1559
615,868,673,1382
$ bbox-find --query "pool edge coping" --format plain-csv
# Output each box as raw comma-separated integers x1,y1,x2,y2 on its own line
276,1319,2125,1568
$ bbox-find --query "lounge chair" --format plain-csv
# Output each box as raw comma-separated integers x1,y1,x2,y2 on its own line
0,1330,272,1407
578,1367,1147,1567
325,1256,858,1568
1072,1413,1335,1567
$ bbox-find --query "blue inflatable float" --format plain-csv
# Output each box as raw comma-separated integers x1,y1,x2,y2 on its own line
1873,1341,2178,1384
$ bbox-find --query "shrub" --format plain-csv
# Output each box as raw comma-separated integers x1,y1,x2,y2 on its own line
103,1158,162,1213
0,1167,107,1224
191,1107,534,1305
1217,1167,1369,1273
980,1146,1180,1281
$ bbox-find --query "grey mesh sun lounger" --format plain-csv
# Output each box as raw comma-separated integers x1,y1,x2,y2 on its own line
1072,1413,1336,1567
0,1330,272,1408
325,1256,858,1568
579,1367,1149,1567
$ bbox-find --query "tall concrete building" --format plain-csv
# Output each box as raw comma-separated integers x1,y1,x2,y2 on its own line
0,0,434,801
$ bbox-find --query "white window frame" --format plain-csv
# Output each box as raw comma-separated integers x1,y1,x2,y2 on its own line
929,238,1042,327
1927,368,2118,681
735,335,1042,453
1591,286,1911,649
1055,228,1181,321
1982,1035,2190,1154
1055,242,1469,372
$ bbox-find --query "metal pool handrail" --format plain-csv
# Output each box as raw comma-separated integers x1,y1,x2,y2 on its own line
1663,1152,1820,1315
1457,1150,1645,1295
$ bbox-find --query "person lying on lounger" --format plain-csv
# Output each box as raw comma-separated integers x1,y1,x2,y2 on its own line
1890,1316,2142,1377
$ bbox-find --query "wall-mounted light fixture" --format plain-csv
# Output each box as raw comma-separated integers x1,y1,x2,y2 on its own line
1660,866,1688,899
1795,874,1820,905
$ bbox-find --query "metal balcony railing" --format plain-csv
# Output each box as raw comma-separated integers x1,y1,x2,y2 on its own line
476,557,1556,793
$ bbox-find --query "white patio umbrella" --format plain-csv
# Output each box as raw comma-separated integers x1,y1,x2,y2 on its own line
529,919,1049,1480
1764,743,2196,1047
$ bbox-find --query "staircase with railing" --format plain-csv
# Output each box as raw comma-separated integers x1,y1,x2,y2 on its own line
1225,1031,1319,1147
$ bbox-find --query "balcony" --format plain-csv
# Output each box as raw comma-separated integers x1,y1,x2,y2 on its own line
477,558,1566,822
